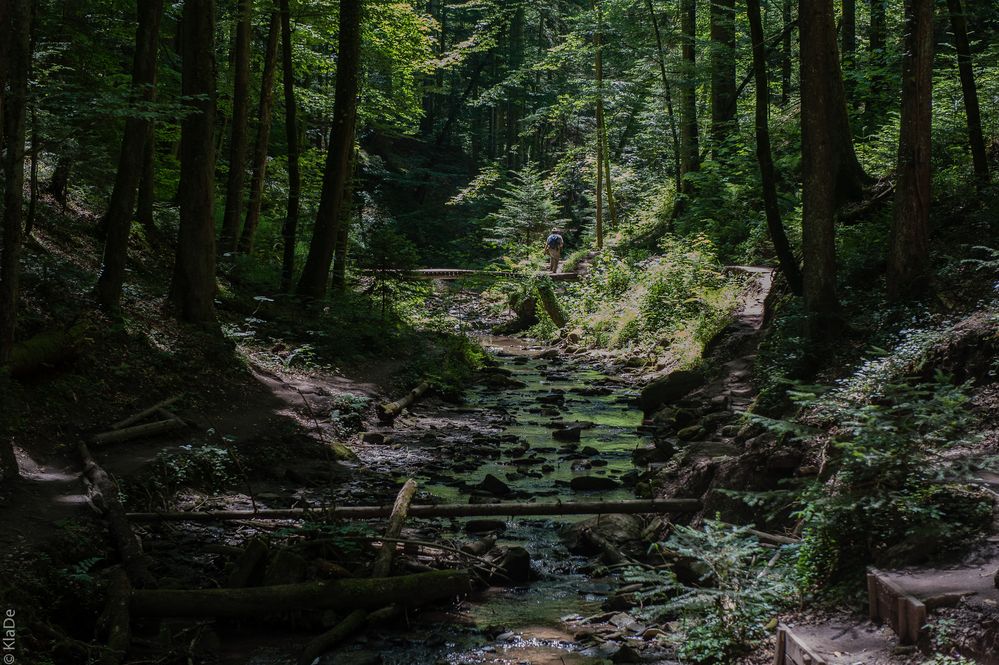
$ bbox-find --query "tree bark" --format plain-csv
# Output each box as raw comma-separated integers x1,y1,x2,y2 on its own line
710,0,736,152
945,0,990,190
279,0,301,293
594,0,605,249
170,0,217,323
679,0,700,189
781,0,792,106
0,0,31,365
130,570,472,618
219,0,253,255
95,0,164,311
799,0,853,333
506,5,525,169
887,0,933,300
297,0,362,299
842,0,856,100
645,0,681,192
747,0,802,296
136,121,157,238
864,0,887,124
237,10,281,255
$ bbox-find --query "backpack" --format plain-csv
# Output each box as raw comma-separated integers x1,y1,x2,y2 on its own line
546,234,562,249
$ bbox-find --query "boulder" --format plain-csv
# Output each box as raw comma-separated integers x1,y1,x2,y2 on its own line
553,425,584,442
640,369,706,413
488,546,535,585
465,519,507,534
570,476,620,491
477,473,512,496
562,514,643,555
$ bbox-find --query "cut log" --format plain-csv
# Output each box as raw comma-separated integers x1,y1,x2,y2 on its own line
79,442,157,589
298,608,367,665
112,395,182,430
377,382,430,423
372,479,417,577
127,499,702,523
92,418,186,445
130,569,472,618
99,568,132,665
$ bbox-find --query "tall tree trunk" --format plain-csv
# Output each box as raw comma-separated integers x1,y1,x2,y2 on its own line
219,0,252,256
331,150,357,293
25,104,37,236
842,0,856,101
887,0,933,300
645,0,681,192
48,156,71,207
237,10,281,255
594,0,604,249
170,0,217,323
279,0,301,293
506,5,525,169
946,0,990,190
864,0,887,124
136,121,157,238
799,0,849,333
748,0,802,295
679,0,700,189
781,0,792,106
710,0,736,153
602,129,617,231
96,0,164,311
800,0,868,207
0,0,31,364
297,0,361,299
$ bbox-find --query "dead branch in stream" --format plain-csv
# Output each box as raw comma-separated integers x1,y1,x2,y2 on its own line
127,498,702,522
377,381,430,423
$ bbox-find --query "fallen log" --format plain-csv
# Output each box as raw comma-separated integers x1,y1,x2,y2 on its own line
99,569,131,665
130,569,472,618
299,609,367,665
377,382,430,423
112,396,183,430
79,442,157,588
536,282,567,329
128,499,701,523
92,417,186,445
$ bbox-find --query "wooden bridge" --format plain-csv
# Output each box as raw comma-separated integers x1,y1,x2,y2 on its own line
373,269,580,282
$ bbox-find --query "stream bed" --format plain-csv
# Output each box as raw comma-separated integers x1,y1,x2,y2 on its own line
316,336,659,665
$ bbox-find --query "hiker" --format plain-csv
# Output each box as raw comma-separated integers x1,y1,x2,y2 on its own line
545,228,564,273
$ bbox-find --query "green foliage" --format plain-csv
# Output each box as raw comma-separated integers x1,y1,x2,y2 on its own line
484,163,568,255
627,521,795,664
786,376,992,590
127,443,237,509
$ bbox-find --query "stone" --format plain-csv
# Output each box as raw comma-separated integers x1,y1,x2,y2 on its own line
570,476,620,491
611,643,642,663
538,392,565,405
263,549,308,586
360,431,387,445
489,546,535,585
562,514,642,553
676,425,704,441
632,444,673,466
477,473,511,496
465,519,507,534
639,369,706,413
580,445,599,456
553,425,583,442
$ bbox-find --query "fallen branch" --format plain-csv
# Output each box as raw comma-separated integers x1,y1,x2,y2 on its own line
377,382,430,423
92,417,186,445
127,499,701,523
112,396,183,430
299,609,367,665
79,442,156,588
130,569,472,618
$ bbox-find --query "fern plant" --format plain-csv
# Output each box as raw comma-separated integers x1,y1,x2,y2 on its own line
626,521,795,664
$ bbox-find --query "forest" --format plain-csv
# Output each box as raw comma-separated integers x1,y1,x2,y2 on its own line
0,0,998,663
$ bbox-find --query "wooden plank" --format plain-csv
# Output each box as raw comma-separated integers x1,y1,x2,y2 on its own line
779,625,827,665
867,568,926,645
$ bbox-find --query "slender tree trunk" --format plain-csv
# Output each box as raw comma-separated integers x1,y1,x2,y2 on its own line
601,129,618,231
0,0,31,364
842,0,856,101
219,0,252,256
25,104,37,236
96,0,164,311
679,0,700,188
887,0,933,300
237,10,281,255
781,0,792,106
946,0,990,190
279,0,300,293
170,0,217,323
297,0,361,299
710,0,736,153
506,5,525,169
865,0,887,124
748,0,802,295
331,150,357,293
136,121,157,238
645,0,681,192
799,0,849,333
48,156,71,207
594,0,604,249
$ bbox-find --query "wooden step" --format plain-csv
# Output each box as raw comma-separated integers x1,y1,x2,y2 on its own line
774,622,896,665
